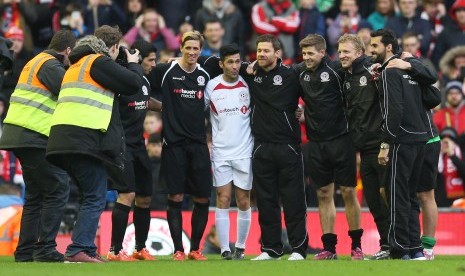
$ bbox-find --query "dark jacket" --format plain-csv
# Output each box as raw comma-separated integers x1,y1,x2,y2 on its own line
297,56,348,141
0,50,67,150
245,60,302,145
343,55,383,153
379,67,432,144
46,45,143,169
385,14,432,57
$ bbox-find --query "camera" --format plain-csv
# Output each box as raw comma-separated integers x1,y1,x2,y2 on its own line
115,45,141,67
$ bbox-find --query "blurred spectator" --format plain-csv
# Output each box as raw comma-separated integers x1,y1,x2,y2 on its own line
53,2,87,38
195,0,244,54
401,31,436,70
0,183,23,256
200,18,224,56
295,0,326,59
143,111,162,139
356,21,373,55
327,0,368,54
176,18,194,46
385,0,432,56
154,0,202,31
121,0,146,33
1,26,33,100
431,0,465,69
367,0,397,31
420,0,447,41
123,8,179,51
84,0,126,34
147,133,166,210
251,0,300,61
433,81,465,134
438,127,465,201
439,46,465,84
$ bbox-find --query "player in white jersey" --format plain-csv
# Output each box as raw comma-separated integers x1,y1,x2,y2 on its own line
204,44,253,260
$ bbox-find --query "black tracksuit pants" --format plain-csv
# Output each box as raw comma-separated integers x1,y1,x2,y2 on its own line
385,144,425,258
252,143,308,257
359,151,390,250
13,148,70,261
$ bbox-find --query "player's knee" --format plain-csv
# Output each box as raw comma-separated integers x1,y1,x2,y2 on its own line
317,186,333,201
118,192,136,205
235,195,250,210
193,197,209,205
216,194,231,208
168,193,184,202
340,186,356,200
135,196,151,208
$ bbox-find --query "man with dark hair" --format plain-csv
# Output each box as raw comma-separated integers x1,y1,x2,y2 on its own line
370,28,437,260
199,33,308,261
201,18,224,57
247,34,308,261
297,34,364,261
106,39,160,262
46,27,143,263
204,43,252,260
149,31,212,261
0,30,76,263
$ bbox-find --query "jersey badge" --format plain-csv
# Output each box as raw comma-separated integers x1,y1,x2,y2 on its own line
359,76,367,86
320,72,330,82
197,76,205,86
273,75,282,85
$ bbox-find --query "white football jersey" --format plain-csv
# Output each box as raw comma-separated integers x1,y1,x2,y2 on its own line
205,75,253,161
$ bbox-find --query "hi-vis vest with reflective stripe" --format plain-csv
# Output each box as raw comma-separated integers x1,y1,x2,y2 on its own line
51,54,114,132
3,52,57,136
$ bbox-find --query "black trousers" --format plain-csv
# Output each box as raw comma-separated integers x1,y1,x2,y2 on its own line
385,144,424,258
252,143,308,257
13,148,70,261
359,151,390,249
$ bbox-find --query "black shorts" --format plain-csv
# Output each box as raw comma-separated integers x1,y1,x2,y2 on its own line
160,142,212,198
306,134,356,188
107,149,153,196
417,141,440,192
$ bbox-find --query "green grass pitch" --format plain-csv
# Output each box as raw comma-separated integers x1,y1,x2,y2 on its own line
2,255,465,276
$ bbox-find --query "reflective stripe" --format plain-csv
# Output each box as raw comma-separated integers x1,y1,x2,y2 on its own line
15,84,57,100
61,82,113,98
27,55,50,84
9,96,55,114
78,55,93,81
57,96,113,111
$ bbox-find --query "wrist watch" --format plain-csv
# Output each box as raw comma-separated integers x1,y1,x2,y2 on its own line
380,142,390,149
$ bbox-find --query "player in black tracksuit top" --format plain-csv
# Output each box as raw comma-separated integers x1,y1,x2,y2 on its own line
200,36,308,260
370,29,437,259
106,40,161,261
295,35,363,260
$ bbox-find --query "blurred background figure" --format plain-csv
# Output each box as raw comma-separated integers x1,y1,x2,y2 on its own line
0,183,23,256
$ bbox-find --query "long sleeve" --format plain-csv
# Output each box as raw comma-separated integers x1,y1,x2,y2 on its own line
270,10,300,33
408,58,437,85
251,4,278,34
159,27,180,51
381,69,404,143
123,26,140,46
327,15,342,48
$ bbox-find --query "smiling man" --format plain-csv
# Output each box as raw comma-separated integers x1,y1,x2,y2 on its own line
297,34,363,261
149,31,212,261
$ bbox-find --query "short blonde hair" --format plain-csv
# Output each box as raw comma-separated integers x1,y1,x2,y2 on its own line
181,31,203,48
337,34,365,53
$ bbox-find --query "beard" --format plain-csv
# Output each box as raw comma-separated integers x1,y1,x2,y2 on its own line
371,52,385,64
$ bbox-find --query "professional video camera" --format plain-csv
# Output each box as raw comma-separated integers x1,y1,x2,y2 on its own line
115,45,141,67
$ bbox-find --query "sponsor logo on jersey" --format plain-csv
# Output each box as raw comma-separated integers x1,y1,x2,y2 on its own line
128,100,148,110
173,88,203,99
254,76,262,83
320,72,330,82
359,76,367,86
239,91,249,103
345,82,351,90
197,76,205,86
173,76,185,81
240,105,248,114
273,75,282,85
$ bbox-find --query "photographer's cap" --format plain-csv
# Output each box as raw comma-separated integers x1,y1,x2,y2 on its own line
5,26,24,41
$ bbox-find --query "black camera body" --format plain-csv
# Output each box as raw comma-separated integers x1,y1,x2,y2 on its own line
115,45,141,67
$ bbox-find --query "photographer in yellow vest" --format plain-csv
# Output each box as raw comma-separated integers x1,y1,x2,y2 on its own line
46,26,143,263
0,30,76,262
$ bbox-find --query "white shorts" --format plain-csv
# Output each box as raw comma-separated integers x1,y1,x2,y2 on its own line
212,158,252,190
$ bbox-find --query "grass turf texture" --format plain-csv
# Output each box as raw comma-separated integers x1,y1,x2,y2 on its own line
2,255,465,276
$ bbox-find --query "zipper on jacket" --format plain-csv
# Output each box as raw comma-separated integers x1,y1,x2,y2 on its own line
288,144,298,155
284,111,294,131
253,144,262,158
